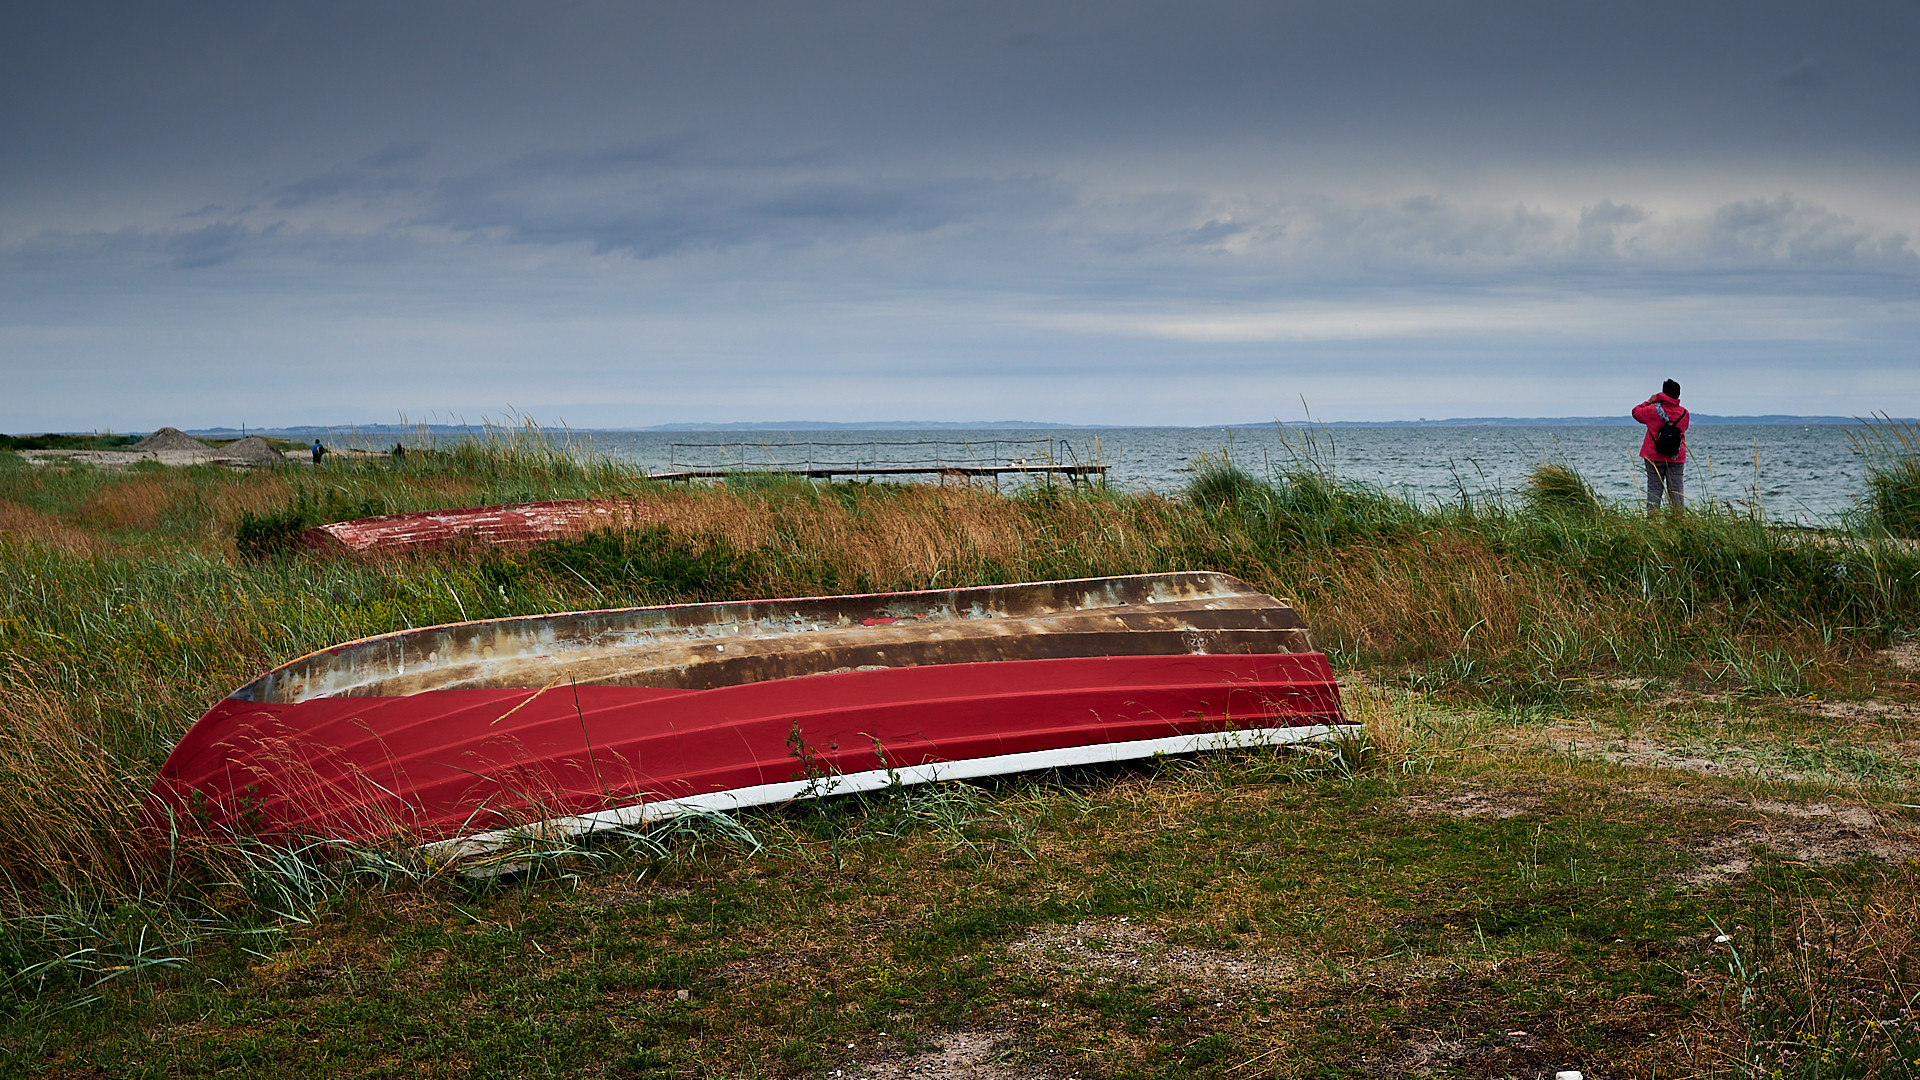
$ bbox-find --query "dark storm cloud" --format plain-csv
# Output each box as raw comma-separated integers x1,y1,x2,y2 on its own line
6,0,1917,192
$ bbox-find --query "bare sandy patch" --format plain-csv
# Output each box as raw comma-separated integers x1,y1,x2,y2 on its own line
1535,724,1774,778
1796,696,1920,726
1519,717,1920,786
18,448,216,468
1879,642,1920,672
1009,917,1297,987
1682,801,1920,887
1399,786,1548,820
841,1029,1055,1080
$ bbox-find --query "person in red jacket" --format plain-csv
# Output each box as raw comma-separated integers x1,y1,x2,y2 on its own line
1631,379,1689,514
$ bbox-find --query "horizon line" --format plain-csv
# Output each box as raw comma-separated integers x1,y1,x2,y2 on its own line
13,413,1914,437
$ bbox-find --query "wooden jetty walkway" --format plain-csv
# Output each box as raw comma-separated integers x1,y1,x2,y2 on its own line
647,463,1106,482
647,437,1106,485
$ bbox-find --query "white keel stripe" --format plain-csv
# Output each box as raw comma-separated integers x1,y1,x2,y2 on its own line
425,723,1362,862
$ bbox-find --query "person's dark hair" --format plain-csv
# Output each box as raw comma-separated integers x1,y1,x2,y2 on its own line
1662,379,1680,399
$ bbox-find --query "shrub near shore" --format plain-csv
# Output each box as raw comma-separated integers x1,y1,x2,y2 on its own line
1,440,1918,1076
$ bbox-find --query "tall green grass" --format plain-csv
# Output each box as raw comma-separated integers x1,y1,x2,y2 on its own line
1852,413,1920,537
1178,453,1919,700
3,434,1920,1000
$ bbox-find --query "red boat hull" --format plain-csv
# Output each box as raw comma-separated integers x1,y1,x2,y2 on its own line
152,652,1340,849
148,573,1348,856
300,499,651,555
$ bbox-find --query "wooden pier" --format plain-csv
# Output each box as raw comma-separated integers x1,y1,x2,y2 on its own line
648,437,1106,486
647,463,1106,483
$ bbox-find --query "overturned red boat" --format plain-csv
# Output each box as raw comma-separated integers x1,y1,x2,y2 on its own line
149,573,1347,857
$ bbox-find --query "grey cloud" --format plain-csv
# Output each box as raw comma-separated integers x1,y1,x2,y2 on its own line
6,0,1918,208
1266,196,1565,268
1577,200,1650,259
1183,219,1252,248
748,179,994,231
1580,201,1647,228
508,138,697,178
274,169,420,210
1068,188,1918,286
19,162,1918,291
1702,194,1914,268
414,151,1066,259
165,222,254,269
18,219,410,272
275,173,363,210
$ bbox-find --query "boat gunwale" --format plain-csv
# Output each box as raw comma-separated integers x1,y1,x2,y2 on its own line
231,571,1297,703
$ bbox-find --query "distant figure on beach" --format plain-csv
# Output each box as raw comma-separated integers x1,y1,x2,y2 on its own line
391,442,405,460
311,439,327,466
1632,379,1688,514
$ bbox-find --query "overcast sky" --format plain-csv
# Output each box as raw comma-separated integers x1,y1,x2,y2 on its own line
4,1,1917,430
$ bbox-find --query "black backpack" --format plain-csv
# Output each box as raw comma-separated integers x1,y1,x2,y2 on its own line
1652,403,1683,457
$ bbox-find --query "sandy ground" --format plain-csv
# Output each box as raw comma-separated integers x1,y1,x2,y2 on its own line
16,447,384,468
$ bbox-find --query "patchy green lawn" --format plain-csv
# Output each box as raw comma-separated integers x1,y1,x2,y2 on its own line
11,687,1918,1079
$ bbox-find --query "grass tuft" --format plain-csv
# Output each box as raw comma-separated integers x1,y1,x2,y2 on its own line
1523,461,1602,517
1852,414,1920,537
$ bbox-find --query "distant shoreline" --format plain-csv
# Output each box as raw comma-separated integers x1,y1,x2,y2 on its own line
6,415,1901,439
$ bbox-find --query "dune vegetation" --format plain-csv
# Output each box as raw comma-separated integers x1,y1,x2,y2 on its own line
1,426,1917,1078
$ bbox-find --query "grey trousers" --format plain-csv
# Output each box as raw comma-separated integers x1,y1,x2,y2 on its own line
1644,459,1684,512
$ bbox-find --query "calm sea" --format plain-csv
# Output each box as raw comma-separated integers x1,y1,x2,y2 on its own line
563,424,1869,524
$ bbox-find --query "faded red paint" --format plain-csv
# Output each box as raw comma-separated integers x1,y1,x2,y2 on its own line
300,499,653,554
151,653,1341,845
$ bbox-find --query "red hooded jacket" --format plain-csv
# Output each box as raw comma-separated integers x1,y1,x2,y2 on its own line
1631,393,1688,463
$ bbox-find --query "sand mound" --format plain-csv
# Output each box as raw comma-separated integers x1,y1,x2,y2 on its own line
212,435,286,465
130,427,209,452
